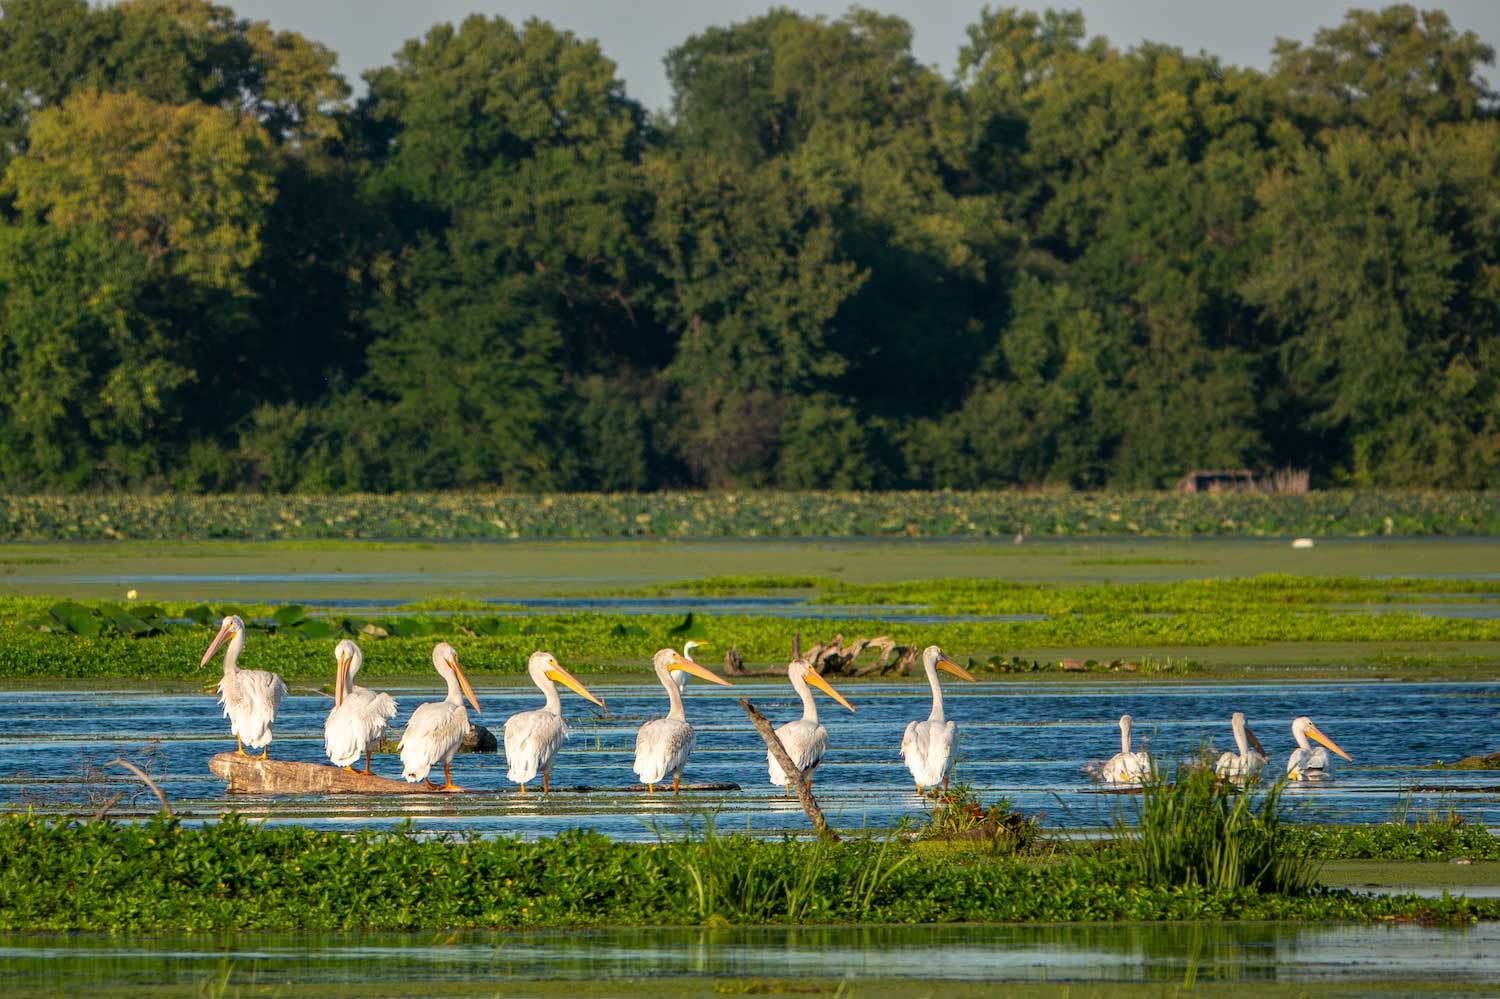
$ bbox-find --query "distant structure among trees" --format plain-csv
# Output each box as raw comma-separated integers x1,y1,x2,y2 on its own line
0,1,1495,492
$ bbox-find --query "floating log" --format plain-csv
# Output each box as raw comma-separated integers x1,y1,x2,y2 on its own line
209,753,460,795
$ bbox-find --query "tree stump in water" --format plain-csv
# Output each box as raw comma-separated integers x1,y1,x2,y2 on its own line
208,754,459,795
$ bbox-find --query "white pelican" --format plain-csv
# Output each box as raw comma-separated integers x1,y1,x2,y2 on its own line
200,615,286,757
635,647,732,794
1098,714,1152,784
398,642,481,791
1286,715,1352,780
324,639,398,774
1214,711,1269,780
767,658,855,793
670,639,709,691
503,651,606,794
899,645,977,791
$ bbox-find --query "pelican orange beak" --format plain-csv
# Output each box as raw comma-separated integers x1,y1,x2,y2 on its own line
805,670,855,713
546,659,606,710
670,652,732,686
1306,722,1352,762
447,654,481,714
200,621,234,666
334,649,349,708
1246,725,1267,757
937,655,977,682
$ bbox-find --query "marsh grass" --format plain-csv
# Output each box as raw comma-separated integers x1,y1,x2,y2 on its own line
915,783,1044,855
666,813,912,923
1112,758,1319,895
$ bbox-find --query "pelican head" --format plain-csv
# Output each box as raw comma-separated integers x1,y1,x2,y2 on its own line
333,638,362,707
654,647,731,686
1231,711,1266,756
432,642,481,713
1291,715,1352,761
788,658,855,713
529,650,607,710
200,614,245,666
922,645,977,682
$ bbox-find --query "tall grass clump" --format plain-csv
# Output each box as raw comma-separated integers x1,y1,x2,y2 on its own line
1111,758,1319,895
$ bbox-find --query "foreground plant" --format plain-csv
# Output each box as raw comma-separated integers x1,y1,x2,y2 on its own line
1111,758,1319,895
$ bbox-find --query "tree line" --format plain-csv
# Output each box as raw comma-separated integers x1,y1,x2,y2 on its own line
0,0,1495,492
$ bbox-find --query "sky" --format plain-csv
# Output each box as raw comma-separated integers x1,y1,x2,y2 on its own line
230,1,1500,110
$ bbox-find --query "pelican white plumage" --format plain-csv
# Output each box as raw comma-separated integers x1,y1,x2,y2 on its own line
503,651,606,794
1286,715,1352,780
767,658,855,793
200,615,286,757
634,647,732,793
398,642,481,791
323,639,398,774
1214,711,1269,780
1098,714,1152,784
899,645,977,791
670,639,709,691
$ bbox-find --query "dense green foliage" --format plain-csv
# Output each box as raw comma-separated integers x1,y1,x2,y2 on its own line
5,490,1500,541
0,2,1496,491
0,815,1494,931
1285,821,1500,860
1,570,1497,680
1111,762,1318,894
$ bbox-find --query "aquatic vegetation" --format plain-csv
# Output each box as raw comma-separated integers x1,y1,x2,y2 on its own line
1,814,1495,932
1110,760,1320,895
913,783,1043,854
2,490,1500,542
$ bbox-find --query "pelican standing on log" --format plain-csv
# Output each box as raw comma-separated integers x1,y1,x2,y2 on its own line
503,651,606,794
1098,714,1152,784
1286,715,1352,780
670,640,709,691
1215,711,1268,780
324,639,398,774
634,647,732,794
767,658,855,794
900,645,977,791
398,642,481,791
200,614,286,757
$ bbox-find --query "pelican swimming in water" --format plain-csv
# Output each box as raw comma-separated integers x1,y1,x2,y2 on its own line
1215,711,1269,780
767,658,855,793
398,642,480,791
324,639,398,774
670,639,709,691
503,651,606,794
1098,714,1152,784
634,647,732,793
900,645,977,791
1286,715,1352,780
200,615,286,757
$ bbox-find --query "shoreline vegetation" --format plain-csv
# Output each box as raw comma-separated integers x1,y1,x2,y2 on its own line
3,808,1497,933
1,574,1498,681
4,491,1500,542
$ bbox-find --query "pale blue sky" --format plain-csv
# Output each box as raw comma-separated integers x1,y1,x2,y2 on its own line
231,1,1500,110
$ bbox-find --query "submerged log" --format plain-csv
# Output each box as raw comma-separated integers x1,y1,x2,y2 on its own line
209,753,458,795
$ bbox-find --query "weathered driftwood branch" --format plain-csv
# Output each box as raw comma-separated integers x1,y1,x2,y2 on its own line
108,757,172,816
209,754,457,795
739,697,838,842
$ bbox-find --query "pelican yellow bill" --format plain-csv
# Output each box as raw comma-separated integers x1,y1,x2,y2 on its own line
936,655,977,682
200,620,234,666
1306,722,1352,761
334,649,349,708
546,661,607,709
447,654,482,713
670,652,732,687
804,670,856,713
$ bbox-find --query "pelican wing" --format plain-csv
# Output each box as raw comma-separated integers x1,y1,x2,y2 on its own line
218,668,286,750
634,717,695,785
768,719,829,785
325,687,399,767
900,718,956,788
503,708,567,785
398,700,468,782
